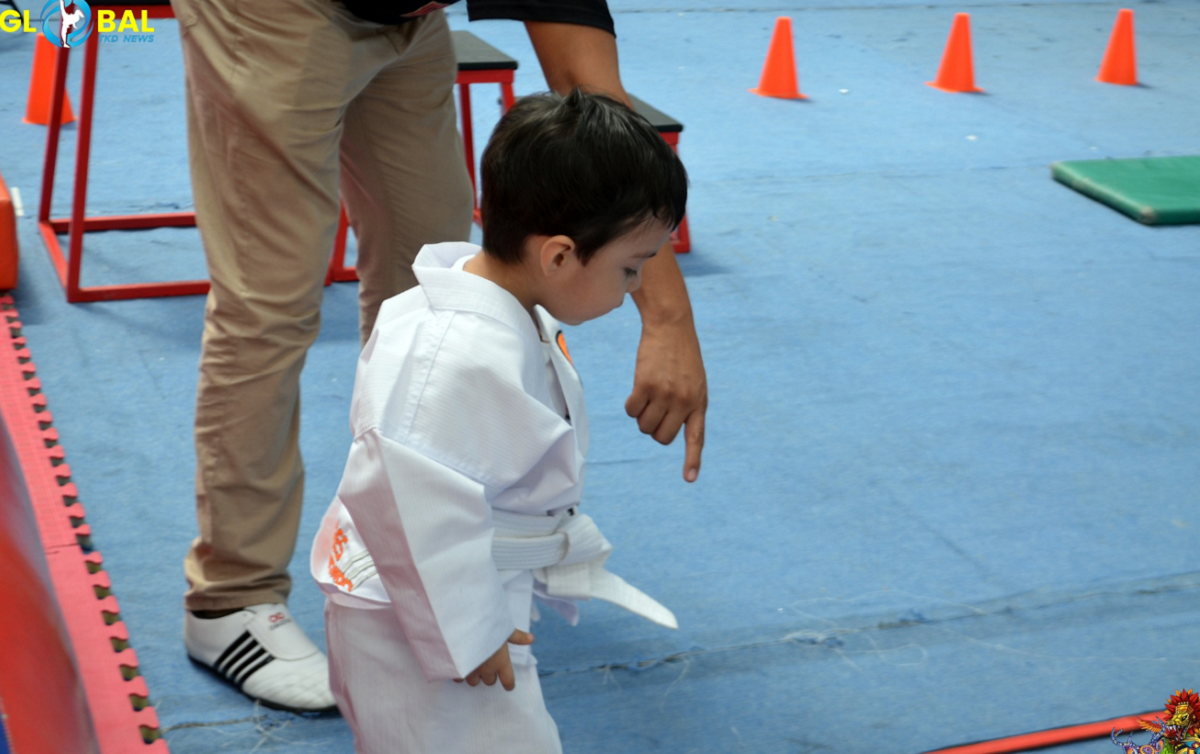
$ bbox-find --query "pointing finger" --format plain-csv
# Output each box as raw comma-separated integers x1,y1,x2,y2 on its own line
682,408,705,482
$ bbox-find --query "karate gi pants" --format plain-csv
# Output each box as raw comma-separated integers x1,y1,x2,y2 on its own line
325,575,562,753
172,0,474,610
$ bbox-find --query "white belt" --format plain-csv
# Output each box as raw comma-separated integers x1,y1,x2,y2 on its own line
491,507,678,630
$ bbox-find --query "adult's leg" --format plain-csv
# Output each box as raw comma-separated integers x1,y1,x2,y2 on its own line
176,0,396,611
338,10,474,345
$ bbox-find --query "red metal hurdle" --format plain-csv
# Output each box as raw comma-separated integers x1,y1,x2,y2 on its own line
36,22,685,301
37,21,520,299
36,3,194,302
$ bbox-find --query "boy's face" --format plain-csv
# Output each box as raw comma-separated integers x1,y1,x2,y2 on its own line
540,221,672,326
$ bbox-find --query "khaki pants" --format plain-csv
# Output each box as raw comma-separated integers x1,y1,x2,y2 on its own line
174,0,474,611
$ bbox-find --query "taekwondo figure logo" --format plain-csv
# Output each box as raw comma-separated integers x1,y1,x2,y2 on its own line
41,0,92,48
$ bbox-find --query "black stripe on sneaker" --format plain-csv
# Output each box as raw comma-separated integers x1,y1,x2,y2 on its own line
208,630,282,689
214,631,253,674
218,635,259,677
236,654,276,687
229,646,267,685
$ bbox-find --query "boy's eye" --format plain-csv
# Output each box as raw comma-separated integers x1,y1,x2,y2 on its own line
624,268,638,278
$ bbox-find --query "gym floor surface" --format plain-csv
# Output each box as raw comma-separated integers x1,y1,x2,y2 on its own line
1,1,1197,751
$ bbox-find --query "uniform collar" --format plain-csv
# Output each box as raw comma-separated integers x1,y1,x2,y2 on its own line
412,242,544,346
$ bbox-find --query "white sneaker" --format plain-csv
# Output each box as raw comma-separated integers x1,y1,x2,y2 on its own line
184,603,336,712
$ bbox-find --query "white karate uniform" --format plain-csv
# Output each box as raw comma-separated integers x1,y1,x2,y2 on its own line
310,242,673,754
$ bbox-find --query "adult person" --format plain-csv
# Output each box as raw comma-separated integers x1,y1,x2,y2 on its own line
170,0,706,712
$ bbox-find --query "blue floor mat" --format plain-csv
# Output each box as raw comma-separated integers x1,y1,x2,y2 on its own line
2,1,1198,752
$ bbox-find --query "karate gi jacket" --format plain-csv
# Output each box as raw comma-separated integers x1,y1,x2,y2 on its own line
311,242,590,683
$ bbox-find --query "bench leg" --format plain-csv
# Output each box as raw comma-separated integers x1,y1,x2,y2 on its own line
457,82,478,223
665,140,689,253
671,216,690,254
38,46,70,285
64,32,103,302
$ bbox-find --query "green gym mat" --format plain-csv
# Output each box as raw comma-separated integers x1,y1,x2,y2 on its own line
1051,155,1200,225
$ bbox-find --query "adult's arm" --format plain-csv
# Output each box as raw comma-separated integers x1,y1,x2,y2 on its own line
524,20,708,483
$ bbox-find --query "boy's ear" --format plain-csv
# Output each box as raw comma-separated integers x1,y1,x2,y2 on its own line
537,235,577,276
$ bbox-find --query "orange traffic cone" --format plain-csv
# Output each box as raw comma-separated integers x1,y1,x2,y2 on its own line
927,13,983,93
750,17,806,99
0,170,18,290
24,35,75,126
1097,8,1137,85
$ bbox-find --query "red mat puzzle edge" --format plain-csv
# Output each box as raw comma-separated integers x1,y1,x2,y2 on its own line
0,294,169,753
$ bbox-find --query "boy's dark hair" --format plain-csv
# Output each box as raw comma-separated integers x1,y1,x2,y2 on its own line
480,89,688,265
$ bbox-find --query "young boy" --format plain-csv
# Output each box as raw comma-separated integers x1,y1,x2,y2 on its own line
310,90,688,753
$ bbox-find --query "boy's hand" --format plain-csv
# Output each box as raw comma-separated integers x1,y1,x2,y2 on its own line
454,630,535,691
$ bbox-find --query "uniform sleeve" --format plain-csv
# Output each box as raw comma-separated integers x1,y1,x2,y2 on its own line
335,429,515,683
337,312,578,682
467,0,615,36
403,315,580,498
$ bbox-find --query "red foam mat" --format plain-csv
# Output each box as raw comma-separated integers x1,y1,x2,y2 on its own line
0,390,99,754
918,710,1166,754
0,294,168,754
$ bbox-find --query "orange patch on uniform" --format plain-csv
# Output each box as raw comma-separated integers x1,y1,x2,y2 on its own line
328,556,353,591
556,331,572,364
